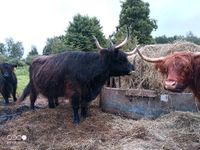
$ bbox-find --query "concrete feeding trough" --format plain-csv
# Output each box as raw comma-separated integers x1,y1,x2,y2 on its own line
100,87,199,119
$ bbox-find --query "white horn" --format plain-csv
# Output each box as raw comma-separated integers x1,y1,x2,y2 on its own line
136,47,165,63
193,52,200,58
93,36,104,50
115,36,128,49
125,45,140,56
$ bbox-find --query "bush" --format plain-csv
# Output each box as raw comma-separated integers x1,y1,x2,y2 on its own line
7,58,26,66
15,66,29,95
0,55,8,63
25,55,38,65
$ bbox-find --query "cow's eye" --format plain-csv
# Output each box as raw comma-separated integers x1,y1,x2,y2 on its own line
161,67,167,74
119,58,127,63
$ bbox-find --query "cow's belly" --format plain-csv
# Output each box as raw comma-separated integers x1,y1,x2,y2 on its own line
33,78,81,99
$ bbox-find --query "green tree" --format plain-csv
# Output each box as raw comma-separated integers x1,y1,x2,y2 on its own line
43,36,68,55
29,45,38,55
26,45,39,64
0,43,6,55
5,38,24,59
0,54,8,63
154,34,190,44
112,27,138,52
64,14,106,51
119,0,157,44
185,31,200,45
154,35,169,44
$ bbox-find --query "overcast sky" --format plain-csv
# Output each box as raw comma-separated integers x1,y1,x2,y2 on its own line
0,0,200,56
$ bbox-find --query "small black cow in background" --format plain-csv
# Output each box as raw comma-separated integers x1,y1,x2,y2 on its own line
0,63,17,104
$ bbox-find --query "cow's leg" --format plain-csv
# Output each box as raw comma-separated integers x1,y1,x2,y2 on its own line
12,85,17,102
112,77,117,88
48,97,55,108
81,101,89,118
54,98,59,106
71,93,80,124
30,88,38,109
3,96,9,104
4,98,9,104
2,92,9,104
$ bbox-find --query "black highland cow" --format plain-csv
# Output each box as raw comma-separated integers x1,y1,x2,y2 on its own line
19,55,59,108
0,63,17,104
18,37,135,124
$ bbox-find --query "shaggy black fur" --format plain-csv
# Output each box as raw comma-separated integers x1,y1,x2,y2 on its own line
19,47,134,124
0,63,17,104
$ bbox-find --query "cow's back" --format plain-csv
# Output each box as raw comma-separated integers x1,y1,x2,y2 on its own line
30,51,106,98
30,52,80,98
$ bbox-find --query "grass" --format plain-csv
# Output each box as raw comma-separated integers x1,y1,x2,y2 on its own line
15,66,29,96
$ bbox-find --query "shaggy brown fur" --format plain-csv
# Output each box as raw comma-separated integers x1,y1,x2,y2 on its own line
153,51,200,101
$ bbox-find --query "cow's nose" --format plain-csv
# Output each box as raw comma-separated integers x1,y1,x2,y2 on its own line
3,72,9,77
127,64,135,75
164,80,177,89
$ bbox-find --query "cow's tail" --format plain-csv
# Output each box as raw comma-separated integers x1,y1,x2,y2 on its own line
16,82,31,104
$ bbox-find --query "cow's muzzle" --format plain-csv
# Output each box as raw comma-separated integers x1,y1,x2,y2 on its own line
128,70,135,75
127,64,135,75
3,73,9,77
164,80,185,92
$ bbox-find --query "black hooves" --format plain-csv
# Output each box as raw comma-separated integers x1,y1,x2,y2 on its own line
4,100,9,105
73,116,80,125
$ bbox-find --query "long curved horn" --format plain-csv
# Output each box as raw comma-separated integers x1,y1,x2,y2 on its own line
136,47,165,63
125,45,140,56
93,36,104,50
193,52,200,58
115,36,128,49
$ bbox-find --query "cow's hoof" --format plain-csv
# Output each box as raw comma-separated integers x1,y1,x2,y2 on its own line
48,103,56,109
4,101,9,105
55,101,59,106
49,106,56,109
81,114,89,118
81,111,91,118
73,118,80,125
30,105,35,110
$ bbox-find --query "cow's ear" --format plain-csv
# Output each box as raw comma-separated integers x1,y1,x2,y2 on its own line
11,64,17,71
12,64,17,68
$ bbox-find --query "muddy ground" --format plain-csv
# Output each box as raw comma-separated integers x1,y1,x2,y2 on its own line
0,98,200,150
